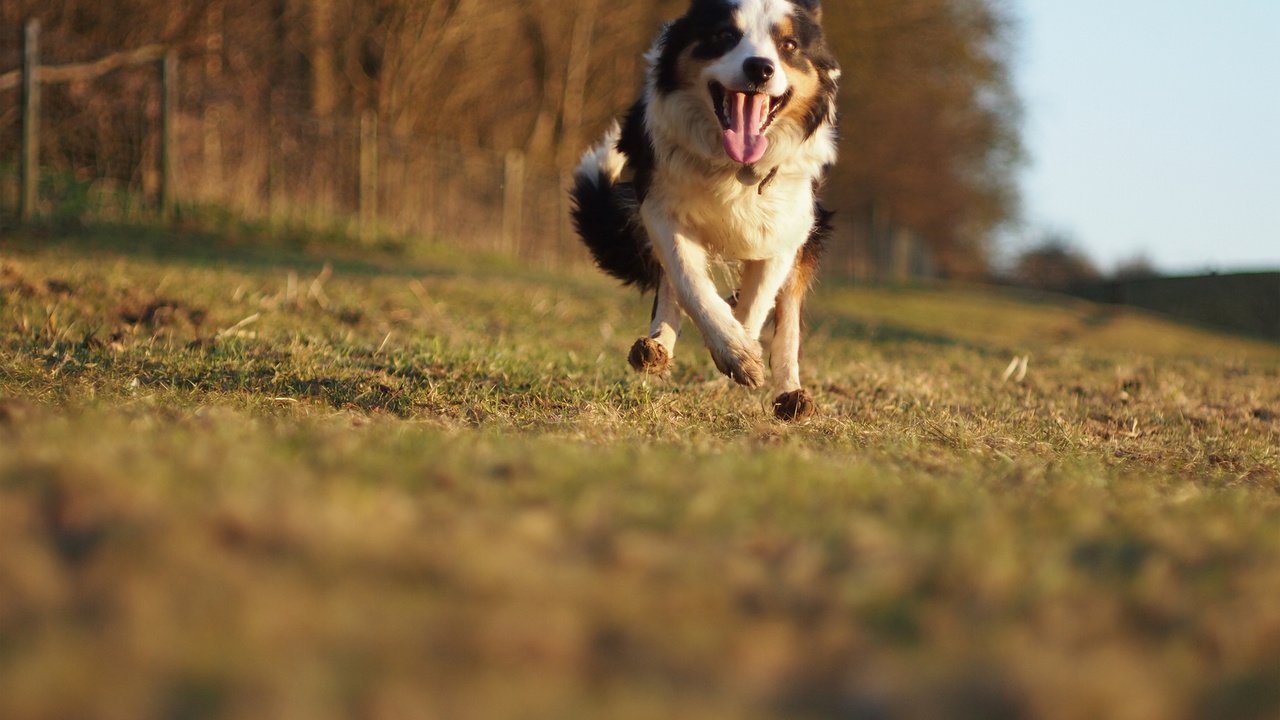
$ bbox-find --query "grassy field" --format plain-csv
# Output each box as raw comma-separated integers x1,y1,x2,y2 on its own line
2,223,1279,720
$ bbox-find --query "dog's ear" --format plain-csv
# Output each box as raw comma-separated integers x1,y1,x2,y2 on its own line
793,0,822,22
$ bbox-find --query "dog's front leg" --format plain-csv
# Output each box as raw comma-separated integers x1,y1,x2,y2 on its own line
642,209,765,387
628,275,681,375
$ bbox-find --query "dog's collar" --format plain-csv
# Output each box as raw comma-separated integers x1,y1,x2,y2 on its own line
757,166,779,195
736,165,780,195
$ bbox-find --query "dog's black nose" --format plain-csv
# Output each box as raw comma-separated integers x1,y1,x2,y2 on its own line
743,57,775,85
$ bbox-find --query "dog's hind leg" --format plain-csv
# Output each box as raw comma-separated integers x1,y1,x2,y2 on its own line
769,245,823,421
769,279,811,420
733,256,798,341
629,275,681,375
769,274,814,421
770,209,830,421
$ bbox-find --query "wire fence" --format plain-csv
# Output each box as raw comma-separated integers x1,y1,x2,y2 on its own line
177,106,941,280
174,104,577,264
1,30,939,281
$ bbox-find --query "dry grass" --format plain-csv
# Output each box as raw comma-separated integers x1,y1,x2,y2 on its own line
1,224,1279,720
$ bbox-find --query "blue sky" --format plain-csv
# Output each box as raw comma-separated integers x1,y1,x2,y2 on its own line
1014,0,1280,273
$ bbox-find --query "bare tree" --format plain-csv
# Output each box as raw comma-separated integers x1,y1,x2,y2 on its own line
1012,233,1101,290
2,0,1023,277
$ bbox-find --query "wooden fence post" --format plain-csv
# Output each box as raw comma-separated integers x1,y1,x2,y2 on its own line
202,1,224,200
20,19,40,222
501,150,525,255
160,50,177,221
266,88,284,215
891,227,911,282
359,110,378,240
558,168,573,264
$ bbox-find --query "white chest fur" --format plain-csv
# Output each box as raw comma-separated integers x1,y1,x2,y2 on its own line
644,153,816,261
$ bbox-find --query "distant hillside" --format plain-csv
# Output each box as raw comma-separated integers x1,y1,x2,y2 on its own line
1069,272,1280,341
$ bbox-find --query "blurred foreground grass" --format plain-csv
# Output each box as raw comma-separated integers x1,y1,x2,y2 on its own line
2,224,1279,720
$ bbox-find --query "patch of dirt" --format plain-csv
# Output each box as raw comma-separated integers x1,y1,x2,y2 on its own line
118,298,208,328
79,333,105,351
335,307,365,325
0,263,75,298
0,398,35,428
44,279,75,296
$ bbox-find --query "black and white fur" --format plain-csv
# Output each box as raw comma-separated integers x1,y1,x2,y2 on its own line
572,0,839,421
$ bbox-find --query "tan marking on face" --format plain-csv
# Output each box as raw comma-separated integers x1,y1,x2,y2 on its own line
777,58,822,126
772,16,807,73
774,16,795,43
771,16,824,126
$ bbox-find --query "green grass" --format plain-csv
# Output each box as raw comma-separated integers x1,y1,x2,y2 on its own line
2,223,1279,720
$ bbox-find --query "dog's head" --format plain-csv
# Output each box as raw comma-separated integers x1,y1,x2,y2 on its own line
649,0,839,165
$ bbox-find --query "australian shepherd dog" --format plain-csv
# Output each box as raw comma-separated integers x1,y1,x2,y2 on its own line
571,0,839,421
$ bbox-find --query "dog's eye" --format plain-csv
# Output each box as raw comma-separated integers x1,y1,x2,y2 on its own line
713,28,739,45
780,37,799,53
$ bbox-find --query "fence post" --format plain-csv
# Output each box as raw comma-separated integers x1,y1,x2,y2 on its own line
160,50,177,221
501,150,525,255
558,168,573,265
891,227,912,282
865,202,880,282
359,110,378,241
202,0,223,201
19,19,40,222
267,88,284,216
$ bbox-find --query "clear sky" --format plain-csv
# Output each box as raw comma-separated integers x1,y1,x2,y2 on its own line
1014,0,1280,274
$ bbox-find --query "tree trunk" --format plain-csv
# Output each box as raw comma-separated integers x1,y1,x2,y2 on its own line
310,0,337,118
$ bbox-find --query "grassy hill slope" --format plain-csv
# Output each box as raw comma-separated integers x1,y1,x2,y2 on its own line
1,225,1279,720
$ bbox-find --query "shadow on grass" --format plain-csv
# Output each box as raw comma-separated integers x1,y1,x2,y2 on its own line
810,312,993,354
0,213,524,283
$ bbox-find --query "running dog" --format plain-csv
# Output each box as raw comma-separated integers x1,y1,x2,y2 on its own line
571,0,839,421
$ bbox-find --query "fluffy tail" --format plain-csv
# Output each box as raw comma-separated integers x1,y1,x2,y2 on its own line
570,123,661,291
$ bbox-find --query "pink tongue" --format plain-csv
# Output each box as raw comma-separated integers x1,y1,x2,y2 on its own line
722,92,769,165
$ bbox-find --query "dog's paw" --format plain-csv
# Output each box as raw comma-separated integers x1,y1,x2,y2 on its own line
773,389,816,422
628,337,671,375
711,341,765,388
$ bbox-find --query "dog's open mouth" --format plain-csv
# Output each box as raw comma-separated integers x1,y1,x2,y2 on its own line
710,82,791,165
